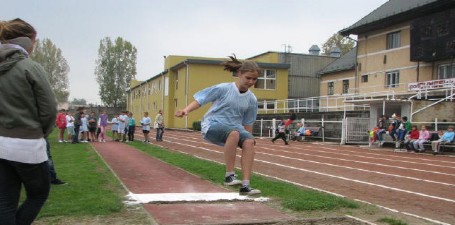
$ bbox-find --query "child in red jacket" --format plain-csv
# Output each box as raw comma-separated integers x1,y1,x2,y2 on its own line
404,125,419,151
56,109,67,142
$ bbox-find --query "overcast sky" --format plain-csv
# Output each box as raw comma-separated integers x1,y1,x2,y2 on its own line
4,0,386,104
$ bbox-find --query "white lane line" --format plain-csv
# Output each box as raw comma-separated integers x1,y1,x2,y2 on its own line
400,212,452,225
169,145,453,225
138,134,455,225
164,134,455,186
164,133,455,170
258,150,455,187
312,143,455,165
164,139,455,203
355,199,452,225
126,192,269,203
256,159,455,203
316,146,455,168
256,146,455,177
344,215,377,225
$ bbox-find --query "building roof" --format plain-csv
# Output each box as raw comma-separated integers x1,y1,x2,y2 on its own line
170,58,290,71
340,0,454,35
319,47,357,75
247,51,336,60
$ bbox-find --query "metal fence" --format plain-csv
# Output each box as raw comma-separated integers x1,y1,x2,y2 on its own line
253,117,455,144
253,118,343,142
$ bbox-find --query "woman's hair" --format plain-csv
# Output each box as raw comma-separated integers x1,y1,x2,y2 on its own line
0,18,36,42
222,54,262,76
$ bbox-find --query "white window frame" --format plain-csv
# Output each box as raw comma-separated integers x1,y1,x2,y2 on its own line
328,82,334,95
438,64,455,79
386,31,401,49
385,71,400,88
342,80,349,94
255,69,276,90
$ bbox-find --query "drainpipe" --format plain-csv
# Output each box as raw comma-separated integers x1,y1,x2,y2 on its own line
185,61,189,128
161,71,165,117
344,35,359,95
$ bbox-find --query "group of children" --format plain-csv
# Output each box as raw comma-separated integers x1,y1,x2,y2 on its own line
56,108,165,144
369,114,454,154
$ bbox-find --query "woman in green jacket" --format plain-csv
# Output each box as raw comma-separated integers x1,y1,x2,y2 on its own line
0,18,57,225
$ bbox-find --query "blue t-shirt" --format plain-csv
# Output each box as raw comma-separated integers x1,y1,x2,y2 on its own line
194,82,257,135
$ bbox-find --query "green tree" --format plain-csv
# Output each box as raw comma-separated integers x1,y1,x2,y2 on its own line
95,37,137,108
321,33,356,56
70,98,87,105
31,38,70,103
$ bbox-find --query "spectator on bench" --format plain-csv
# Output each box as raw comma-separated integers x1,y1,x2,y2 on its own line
292,123,305,141
432,126,454,155
413,125,430,152
404,125,419,151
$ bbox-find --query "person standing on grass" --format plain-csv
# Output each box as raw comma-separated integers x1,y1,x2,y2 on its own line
155,110,165,141
111,113,119,141
127,112,136,142
141,112,152,143
117,111,127,142
79,112,88,142
72,107,85,143
175,55,261,196
0,18,57,225
46,139,66,185
98,110,108,142
56,109,67,142
66,111,75,142
87,112,98,142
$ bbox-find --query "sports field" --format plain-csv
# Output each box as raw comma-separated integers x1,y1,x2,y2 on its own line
153,130,455,225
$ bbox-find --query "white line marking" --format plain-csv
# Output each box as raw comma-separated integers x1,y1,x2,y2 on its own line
257,146,455,177
141,137,453,225
316,146,455,168
400,212,452,225
126,192,269,203
355,199,452,225
258,150,455,187
256,159,455,203
344,215,377,225
163,139,455,203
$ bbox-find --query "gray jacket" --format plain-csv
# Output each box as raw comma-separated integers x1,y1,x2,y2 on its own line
0,40,57,139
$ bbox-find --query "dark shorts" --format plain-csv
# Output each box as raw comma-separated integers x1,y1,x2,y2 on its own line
143,130,150,134
89,127,97,132
204,123,254,148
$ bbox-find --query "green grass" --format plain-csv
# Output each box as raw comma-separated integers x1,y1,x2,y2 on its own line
128,141,359,211
34,130,358,220
37,131,124,218
377,217,409,225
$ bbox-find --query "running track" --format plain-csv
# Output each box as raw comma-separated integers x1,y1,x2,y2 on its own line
136,130,455,225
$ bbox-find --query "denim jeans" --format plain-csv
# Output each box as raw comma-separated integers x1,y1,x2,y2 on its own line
0,159,50,225
156,128,164,141
204,122,254,147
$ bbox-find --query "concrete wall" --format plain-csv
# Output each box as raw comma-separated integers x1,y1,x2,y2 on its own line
412,100,455,123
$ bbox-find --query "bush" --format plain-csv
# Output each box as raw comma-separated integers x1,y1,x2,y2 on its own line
192,121,201,131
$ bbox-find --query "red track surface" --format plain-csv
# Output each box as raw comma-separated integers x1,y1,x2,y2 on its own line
146,130,455,225
93,138,293,224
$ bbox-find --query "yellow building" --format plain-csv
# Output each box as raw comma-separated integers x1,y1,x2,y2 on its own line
320,0,455,125
127,55,290,129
